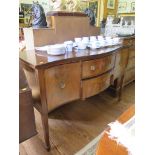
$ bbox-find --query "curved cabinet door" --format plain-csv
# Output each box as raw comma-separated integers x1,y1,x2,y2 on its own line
129,46,135,59
127,57,135,70
45,62,81,112
124,68,135,86
113,48,129,79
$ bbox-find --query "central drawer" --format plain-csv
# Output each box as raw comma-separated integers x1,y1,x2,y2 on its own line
82,72,111,99
82,54,115,79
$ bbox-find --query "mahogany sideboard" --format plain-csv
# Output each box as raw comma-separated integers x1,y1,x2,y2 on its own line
19,37,134,150
123,37,135,86
110,37,135,96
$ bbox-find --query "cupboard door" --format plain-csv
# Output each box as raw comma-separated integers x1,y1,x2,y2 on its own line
127,57,135,70
124,68,135,86
82,72,111,99
113,48,129,79
82,54,115,79
45,62,81,112
129,46,135,59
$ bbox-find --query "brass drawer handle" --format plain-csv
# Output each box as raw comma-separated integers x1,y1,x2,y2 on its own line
59,82,66,89
90,65,95,71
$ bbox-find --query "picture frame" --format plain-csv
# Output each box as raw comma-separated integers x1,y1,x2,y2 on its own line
107,0,115,9
131,2,135,13
89,1,98,18
117,2,127,13
20,3,32,15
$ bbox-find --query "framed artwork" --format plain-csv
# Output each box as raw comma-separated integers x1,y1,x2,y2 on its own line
118,2,127,13
65,0,77,11
107,0,115,9
131,2,135,13
75,1,88,12
117,0,135,13
49,0,61,11
20,3,32,15
89,1,98,18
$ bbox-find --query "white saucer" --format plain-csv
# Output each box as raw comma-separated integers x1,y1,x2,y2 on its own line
47,44,66,55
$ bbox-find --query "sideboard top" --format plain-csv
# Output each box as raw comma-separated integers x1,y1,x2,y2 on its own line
46,11,87,17
19,45,122,69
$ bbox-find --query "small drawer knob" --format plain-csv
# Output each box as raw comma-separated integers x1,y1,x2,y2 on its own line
90,65,95,71
59,82,66,89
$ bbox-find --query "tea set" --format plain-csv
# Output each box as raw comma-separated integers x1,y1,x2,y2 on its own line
46,36,121,55
64,36,120,51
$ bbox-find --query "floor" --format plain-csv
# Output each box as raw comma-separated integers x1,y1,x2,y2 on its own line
20,82,135,155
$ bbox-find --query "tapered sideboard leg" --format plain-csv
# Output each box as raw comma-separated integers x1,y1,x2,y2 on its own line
118,75,124,101
41,113,50,151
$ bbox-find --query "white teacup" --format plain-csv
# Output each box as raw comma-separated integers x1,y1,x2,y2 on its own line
105,37,113,45
64,41,73,52
97,35,104,41
90,41,100,49
77,42,87,50
74,38,82,43
98,40,106,47
105,36,112,40
107,40,113,45
82,38,89,46
82,37,89,42
113,37,120,43
90,36,97,42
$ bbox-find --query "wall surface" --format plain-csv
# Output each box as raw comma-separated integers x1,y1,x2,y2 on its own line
19,0,50,13
117,0,135,13
103,0,135,19
103,0,118,18
19,0,135,28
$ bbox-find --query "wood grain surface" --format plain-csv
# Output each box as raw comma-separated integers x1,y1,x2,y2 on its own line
82,72,111,99
45,62,81,112
82,54,115,79
20,37,135,150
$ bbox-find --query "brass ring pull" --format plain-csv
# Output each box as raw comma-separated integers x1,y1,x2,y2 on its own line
59,82,66,89
90,65,95,71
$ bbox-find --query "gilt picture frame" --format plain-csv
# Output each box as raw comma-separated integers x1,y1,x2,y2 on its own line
107,0,115,9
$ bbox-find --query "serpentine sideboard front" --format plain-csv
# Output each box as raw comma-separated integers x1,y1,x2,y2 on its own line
19,38,134,150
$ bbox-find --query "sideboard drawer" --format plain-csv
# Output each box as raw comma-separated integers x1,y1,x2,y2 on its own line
82,72,111,99
123,38,134,46
123,39,130,46
82,55,114,79
130,38,135,46
45,62,81,112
